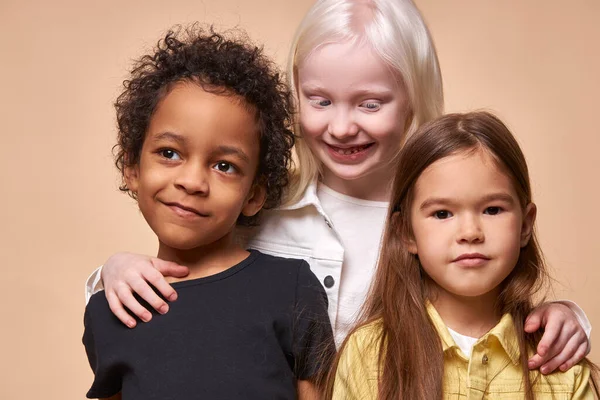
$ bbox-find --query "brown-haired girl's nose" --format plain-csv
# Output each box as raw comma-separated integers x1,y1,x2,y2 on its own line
457,214,484,243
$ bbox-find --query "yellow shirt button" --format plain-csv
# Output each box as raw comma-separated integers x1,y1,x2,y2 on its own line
482,354,489,364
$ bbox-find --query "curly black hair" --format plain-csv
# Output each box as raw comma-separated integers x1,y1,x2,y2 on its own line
114,24,295,225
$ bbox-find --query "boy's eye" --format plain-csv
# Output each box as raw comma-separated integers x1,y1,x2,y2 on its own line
308,98,331,108
360,101,381,111
433,210,452,219
213,161,237,174
160,149,181,160
484,206,501,215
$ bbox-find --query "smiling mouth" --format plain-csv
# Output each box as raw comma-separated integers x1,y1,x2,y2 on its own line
327,143,374,155
163,202,209,217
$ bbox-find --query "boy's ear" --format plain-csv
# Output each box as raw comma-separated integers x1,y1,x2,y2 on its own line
520,203,537,247
124,164,140,194
241,183,267,217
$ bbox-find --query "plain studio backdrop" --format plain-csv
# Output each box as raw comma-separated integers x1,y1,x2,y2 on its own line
0,0,598,398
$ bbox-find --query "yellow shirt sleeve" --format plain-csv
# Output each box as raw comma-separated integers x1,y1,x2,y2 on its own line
331,326,379,400
571,363,595,400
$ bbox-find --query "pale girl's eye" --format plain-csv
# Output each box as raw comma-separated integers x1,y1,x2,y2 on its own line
434,210,452,219
360,101,381,111
308,98,331,108
160,149,181,160
213,161,237,174
484,206,502,215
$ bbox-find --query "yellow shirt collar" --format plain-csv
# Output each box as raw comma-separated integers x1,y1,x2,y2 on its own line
425,301,522,365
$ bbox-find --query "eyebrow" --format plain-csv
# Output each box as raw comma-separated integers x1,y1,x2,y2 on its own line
214,145,250,164
151,131,186,146
300,83,393,98
419,192,516,211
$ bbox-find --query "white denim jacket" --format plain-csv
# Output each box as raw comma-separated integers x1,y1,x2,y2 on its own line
85,180,592,343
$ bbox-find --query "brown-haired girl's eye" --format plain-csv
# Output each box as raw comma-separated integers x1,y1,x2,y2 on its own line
484,207,501,215
434,210,452,219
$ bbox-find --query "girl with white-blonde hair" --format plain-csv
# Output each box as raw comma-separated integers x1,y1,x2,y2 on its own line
86,0,591,376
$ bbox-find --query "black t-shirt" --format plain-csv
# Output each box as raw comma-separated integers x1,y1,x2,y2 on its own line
83,250,335,400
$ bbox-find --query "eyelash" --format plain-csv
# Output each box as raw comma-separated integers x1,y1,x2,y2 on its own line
308,98,331,108
158,148,181,161
306,98,382,111
431,207,504,219
359,101,381,111
212,161,237,174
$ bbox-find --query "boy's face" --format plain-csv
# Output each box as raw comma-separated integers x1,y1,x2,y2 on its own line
125,81,264,251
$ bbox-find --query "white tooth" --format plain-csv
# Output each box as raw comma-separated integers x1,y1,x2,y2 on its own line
344,150,352,155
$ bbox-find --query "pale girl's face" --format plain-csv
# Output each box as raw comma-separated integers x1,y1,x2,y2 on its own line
297,40,409,197
407,149,536,300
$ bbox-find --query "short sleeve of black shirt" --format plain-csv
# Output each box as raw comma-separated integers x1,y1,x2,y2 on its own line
82,251,335,400
291,263,336,382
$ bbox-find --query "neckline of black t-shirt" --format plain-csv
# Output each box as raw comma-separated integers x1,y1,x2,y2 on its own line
168,249,261,289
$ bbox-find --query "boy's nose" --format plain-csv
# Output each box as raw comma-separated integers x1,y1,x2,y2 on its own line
174,163,209,195
328,108,359,139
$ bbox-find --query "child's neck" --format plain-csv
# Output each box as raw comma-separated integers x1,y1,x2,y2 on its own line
430,286,502,339
157,230,249,283
321,167,394,201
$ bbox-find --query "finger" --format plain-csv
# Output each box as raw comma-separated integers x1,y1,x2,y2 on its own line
537,328,576,374
559,341,588,372
151,258,189,278
116,285,153,323
524,311,543,333
142,267,178,303
535,319,565,358
528,353,544,370
128,273,170,314
106,290,137,328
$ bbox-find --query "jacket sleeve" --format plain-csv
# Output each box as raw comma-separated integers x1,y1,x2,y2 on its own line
85,266,104,304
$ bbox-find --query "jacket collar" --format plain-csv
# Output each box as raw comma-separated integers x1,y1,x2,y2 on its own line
426,302,521,365
279,179,321,211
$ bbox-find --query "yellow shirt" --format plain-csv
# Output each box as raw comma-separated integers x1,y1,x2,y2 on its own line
332,303,593,399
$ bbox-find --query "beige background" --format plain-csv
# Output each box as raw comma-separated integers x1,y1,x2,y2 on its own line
1,0,598,398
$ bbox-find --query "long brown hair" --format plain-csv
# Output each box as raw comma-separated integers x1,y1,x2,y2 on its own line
327,111,595,399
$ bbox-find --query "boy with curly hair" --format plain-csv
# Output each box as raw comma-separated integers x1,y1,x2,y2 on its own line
83,25,334,400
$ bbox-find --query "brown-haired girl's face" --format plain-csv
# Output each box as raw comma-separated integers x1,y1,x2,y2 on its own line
406,148,536,300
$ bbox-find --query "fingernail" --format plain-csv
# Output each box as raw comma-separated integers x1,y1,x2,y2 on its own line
541,367,548,374
528,361,535,369
142,312,151,322
169,293,178,302
126,320,135,328
159,304,169,314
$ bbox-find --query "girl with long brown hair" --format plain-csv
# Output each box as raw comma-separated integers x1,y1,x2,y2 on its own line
329,111,597,399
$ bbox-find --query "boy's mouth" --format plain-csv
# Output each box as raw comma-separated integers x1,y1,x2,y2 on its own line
327,143,374,155
163,202,210,218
